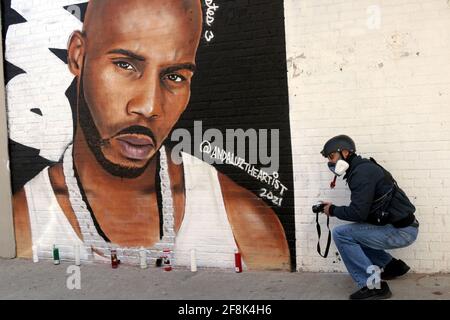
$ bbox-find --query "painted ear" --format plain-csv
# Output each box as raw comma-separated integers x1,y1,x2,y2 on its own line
67,31,85,76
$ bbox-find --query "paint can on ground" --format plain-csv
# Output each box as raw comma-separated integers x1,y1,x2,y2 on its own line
111,249,119,269
163,249,172,272
53,245,60,265
190,249,197,272
74,245,81,266
235,250,242,273
139,248,148,269
32,245,39,263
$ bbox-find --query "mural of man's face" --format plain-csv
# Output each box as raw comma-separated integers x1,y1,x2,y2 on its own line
68,0,202,178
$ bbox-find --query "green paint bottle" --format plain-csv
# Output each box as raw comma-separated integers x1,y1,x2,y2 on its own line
53,245,60,265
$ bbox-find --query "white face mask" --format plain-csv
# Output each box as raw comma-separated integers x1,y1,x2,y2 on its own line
328,159,350,177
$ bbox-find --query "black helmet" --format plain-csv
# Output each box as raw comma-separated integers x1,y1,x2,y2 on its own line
321,135,356,157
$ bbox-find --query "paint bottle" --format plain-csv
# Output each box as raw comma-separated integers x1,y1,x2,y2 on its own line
53,245,60,265
32,245,39,263
139,248,148,269
74,245,81,266
190,249,197,273
234,250,242,273
163,249,172,272
111,249,119,269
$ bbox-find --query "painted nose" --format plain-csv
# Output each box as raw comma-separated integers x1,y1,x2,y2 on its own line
127,78,163,119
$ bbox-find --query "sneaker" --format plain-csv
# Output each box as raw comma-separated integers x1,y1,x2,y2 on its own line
349,281,392,300
381,258,410,280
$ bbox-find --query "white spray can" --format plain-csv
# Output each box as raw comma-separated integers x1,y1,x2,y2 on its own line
74,245,81,266
32,245,39,263
139,248,148,269
190,249,197,273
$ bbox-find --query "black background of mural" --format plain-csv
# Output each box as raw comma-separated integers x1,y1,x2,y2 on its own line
175,0,297,270
2,0,296,270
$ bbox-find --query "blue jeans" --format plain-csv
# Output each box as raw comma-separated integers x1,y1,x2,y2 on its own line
332,223,419,288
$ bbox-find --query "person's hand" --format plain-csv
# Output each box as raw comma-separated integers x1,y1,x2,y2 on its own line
322,202,333,217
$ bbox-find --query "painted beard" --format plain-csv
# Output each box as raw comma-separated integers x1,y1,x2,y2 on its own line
77,76,155,179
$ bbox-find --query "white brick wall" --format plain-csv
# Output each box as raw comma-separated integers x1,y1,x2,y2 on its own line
285,0,450,273
5,0,82,162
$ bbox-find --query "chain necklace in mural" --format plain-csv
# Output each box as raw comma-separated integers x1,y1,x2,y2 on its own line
62,144,176,265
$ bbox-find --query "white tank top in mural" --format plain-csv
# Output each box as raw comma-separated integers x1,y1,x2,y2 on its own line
24,152,239,269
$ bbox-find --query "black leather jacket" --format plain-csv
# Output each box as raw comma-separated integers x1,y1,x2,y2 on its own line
331,154,416,227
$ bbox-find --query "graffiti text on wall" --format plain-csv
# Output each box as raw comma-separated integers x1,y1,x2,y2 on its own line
204,0,219,42
200,142,287,207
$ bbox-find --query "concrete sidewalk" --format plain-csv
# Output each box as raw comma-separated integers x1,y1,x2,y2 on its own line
0,258,449,300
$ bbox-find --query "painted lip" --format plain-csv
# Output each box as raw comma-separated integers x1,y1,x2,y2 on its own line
116,135,155,160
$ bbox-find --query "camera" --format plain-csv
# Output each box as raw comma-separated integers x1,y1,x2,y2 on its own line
312,202,326,214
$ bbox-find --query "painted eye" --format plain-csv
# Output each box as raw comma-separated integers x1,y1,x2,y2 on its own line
115,61,135,71
166,74,185,83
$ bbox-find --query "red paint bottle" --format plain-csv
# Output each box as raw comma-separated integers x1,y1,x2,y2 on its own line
235,250,242,273
163,249,172,272
111,249,119,269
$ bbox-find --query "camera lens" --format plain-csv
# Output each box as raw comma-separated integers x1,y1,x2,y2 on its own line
312,203,324,214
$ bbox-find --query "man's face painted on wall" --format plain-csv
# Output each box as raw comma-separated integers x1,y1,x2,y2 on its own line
69,0,202,178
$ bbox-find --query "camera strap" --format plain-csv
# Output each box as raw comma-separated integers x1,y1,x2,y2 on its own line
316,211,331,258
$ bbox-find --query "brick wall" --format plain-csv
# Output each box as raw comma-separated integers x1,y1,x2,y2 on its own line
3,0,450,273
285,0,450,273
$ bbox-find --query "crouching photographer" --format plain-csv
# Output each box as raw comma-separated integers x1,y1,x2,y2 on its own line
318,135,419,300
